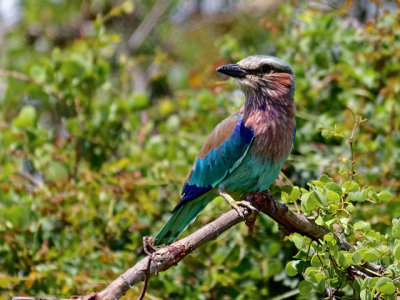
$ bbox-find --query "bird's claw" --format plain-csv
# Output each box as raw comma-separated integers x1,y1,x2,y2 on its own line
237,201,260,214
230,200,259,219
230,201,245,219
219,191,258,219
143,236,156,256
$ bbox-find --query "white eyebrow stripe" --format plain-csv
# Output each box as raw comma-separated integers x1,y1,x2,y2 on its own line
237,55,293,74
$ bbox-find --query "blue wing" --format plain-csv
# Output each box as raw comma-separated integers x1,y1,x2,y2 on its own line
174,113,254,211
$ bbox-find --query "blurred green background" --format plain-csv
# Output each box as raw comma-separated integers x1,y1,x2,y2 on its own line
0,0,399,299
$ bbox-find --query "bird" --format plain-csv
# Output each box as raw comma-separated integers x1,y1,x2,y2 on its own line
154,55,296,246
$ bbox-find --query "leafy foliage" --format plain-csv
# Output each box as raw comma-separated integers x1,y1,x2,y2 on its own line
0,0,399,299
284,175,399,299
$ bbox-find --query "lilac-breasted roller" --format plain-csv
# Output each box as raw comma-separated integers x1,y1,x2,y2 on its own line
154,55,296,245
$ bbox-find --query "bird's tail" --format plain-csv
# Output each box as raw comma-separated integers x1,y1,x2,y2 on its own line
154,194,214,246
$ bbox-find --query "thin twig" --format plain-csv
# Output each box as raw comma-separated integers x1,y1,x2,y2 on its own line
138,237,156,300
138,257,151,300
346,108,361,181
0,68,64,99
128,0,171,52
16,171,51,197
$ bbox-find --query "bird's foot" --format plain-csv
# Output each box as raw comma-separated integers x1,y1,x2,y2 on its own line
220,191,244,218
219,191,259,219
143,236,156,255
236,200,260,215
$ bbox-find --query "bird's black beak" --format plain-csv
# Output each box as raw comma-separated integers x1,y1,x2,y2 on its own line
216,64,247,78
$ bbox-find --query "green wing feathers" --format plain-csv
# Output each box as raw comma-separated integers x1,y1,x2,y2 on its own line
154,192,215,245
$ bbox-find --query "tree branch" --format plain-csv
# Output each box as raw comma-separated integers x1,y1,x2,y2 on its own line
13,192,384,300
127,0,171,53
247,193,383,277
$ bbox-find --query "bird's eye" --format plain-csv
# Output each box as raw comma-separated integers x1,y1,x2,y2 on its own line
261,65,273,73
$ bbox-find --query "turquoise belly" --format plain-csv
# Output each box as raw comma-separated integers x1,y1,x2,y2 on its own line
219,149,285,193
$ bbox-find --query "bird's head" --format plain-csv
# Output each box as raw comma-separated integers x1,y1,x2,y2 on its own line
217,55,295,103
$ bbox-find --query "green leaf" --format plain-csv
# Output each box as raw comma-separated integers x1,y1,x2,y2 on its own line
325,216,336,227
310,255,322,267
327,204,338,214
376,277,396,295
0,275,12,289
353,221,371,232
130,92,150,110
60,59,82,79
315,278,326,293
362,277,379,290
313,190,327,206
362,250,380,263
365,230,381,242
353,277,363,295
292,235,305,250
298,280,313,295
13,105,37,129
368,189,380,202
324,233,335,244
300,188,308,194
267,259,283,277
393,243,400,261
2,204,32,228
306,195,319,210
289,186,300,202
377,191,392,203
315,215,324,226
305,267,324,284
311,180,324,188
346,204,355,214
327,190,340,204
349,191,366,202
360,289,373,300
325,182,342,196
44,161,69,182
319,174,330,183
337,251,352,268
29,65,46,83
281,191,289,202
321,127,334,139
352,251,361,264
343,181,360,192
301,193,318,211
285,260,304,276
166,115,181,131
392,219,400,239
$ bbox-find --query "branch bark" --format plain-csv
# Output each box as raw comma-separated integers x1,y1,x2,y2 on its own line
13,192,384,300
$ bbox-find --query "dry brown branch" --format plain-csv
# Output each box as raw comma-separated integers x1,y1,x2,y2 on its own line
13,192,384,300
